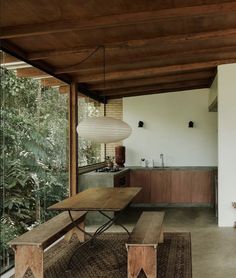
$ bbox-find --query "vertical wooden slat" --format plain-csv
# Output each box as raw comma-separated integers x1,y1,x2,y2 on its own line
69,82,78,196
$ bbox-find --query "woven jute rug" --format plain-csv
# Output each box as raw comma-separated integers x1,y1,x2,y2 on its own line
19,232,192,278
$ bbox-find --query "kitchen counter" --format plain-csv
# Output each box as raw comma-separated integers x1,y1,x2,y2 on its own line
128,166,217,171
81,167,130,176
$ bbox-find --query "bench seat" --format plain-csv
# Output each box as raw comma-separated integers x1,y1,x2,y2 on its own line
126,211,165,278
9,210,87,278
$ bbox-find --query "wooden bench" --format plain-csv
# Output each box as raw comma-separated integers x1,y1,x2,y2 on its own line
8,211,87,278
126,211,165,278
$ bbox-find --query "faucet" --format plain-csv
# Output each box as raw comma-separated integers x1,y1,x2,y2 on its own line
160,153,164,168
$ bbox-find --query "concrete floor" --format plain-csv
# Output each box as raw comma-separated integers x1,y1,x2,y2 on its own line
87,207,236,278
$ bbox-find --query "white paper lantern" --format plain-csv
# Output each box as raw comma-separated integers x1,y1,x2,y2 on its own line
77,117,132,143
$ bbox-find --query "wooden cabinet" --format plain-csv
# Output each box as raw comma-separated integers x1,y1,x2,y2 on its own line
129,170,151,203
114,171,130,187
129,168,215,205
191,171,214,204
170,170,192,203
150,170,171,203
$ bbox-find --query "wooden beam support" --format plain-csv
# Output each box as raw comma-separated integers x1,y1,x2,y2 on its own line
102,80,209,97
0,52,21,63
69,82,78,196
40,77,66,87
0,40,71,84
76,58,236,83
107,84,209,99
90,70,214,90
29,29,236,61
16,67,49,78
1,2,236,39
77,84,106,104
54,45,236,75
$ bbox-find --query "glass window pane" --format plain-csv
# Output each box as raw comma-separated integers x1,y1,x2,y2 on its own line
0,54,69,273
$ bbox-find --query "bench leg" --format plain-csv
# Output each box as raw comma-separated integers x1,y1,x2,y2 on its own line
64,220,85,242
127,246,157,278
14,245,43,278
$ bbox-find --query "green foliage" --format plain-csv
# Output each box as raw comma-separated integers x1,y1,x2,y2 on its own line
0,67,69,271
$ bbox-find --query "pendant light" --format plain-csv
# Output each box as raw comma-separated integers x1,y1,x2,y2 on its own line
77,46,132,143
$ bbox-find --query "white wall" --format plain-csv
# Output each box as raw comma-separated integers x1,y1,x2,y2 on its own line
123,89,217,167
218,63,236,227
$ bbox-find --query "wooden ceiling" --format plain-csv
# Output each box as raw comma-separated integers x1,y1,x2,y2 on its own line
1,0,236,102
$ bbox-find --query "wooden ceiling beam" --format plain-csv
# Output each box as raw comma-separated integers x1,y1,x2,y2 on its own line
2,2,236,39
75,58,236,83
16,67,48,78
76,84,106,104
55,45,236,75
1,41,104,103
27,28,236,61
91,70,214,91
107,84,209,99
0,40,71,84
101,79,210,96
40,77,66,87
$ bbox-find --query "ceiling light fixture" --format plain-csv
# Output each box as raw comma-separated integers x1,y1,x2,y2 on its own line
77,46,132,143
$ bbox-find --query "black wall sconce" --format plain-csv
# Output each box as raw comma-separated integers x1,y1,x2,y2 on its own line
138,121,144,127
188,121,194,128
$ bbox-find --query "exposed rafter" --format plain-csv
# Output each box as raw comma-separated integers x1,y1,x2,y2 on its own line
0,41,105,103
1,2,236,39
54,45,236,75
107,84,209,99
90,70,214,91
27,28,236,61
75,58,236,83
1,1,236,99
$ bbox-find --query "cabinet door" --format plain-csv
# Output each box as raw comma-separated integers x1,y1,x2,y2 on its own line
171,171,192,203
191,171,214,204
150,170,171,203
130,170,150,203
114,171,130,187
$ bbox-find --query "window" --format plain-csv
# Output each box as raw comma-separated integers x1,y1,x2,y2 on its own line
78,96,105,167
0,62,69,273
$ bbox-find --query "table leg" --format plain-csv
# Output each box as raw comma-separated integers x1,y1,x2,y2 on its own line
67,209,129,271
98,210,130,236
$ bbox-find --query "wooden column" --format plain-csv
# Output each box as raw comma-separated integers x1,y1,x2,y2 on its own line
69,82,78,196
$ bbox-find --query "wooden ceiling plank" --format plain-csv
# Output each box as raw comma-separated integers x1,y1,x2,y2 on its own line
40,77,66,87
0,40,71,84
107,84,209,99
55,44,236,75
101,79,210,96
1,2,236,39
75,58,236,83
27,28,236,61
16,67,49,78
91,70,214,90
1,41,104,103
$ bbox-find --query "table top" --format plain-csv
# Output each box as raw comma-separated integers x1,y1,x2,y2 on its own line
47,187,141,212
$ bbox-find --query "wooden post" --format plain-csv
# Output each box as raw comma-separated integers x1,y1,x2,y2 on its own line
69,82,78,196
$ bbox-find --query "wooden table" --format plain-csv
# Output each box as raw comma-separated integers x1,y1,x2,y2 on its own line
48,187,140,234
48,187,141,236
48,187,141,268
48,187,141,212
